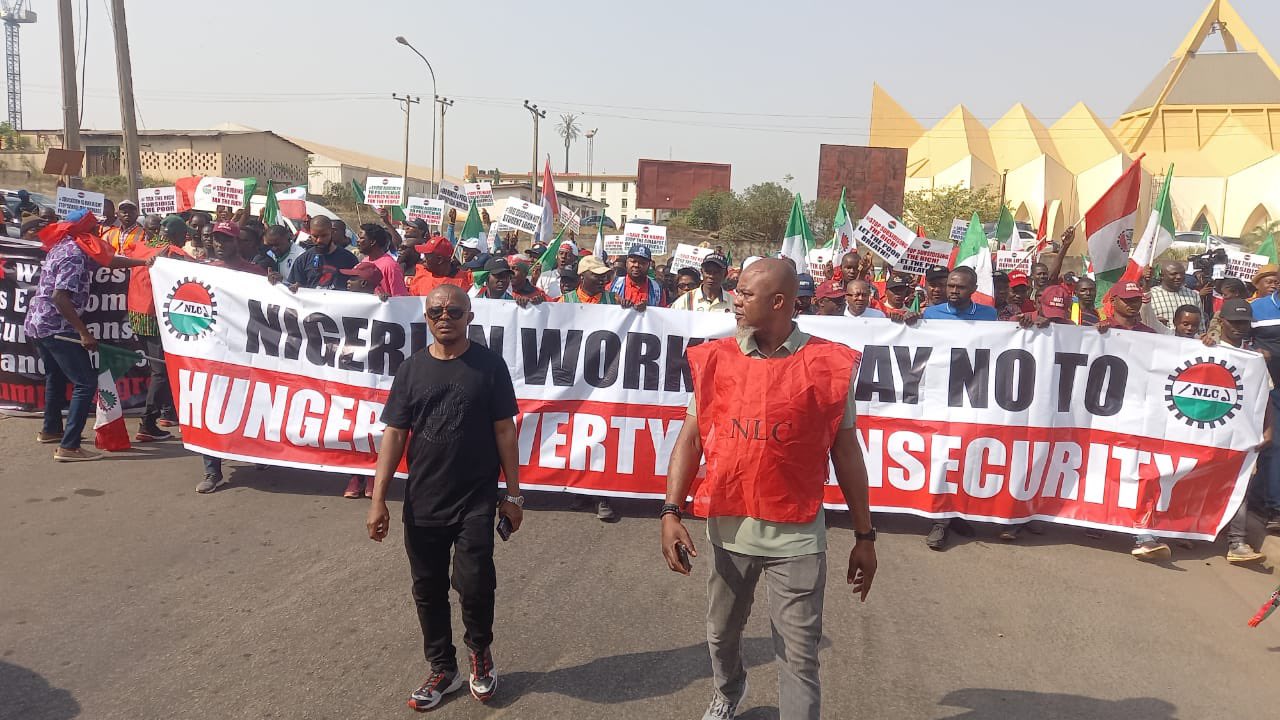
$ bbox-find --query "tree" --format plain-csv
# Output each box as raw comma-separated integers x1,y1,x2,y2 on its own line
903,183,1008,241
685,190,737,231
805,197,838,244
556,114,580,173
733,182,794,244
1243,220,1280,253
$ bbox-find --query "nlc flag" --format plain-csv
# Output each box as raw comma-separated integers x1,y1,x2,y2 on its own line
93,341,140,451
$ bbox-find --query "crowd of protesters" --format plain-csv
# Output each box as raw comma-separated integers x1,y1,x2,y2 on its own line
18,195,1279,551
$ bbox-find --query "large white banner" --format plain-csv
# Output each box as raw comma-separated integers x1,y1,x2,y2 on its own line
150,259,1267,540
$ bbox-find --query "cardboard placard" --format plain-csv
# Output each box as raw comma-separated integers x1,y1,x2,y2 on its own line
996,251,1034,273
405,197,445,226
437,181,471,212
137,186,178,216
193,177,246,211
1226,251,1268,281
466,182,495,207
896,237,955,276
669,243,713,272
54,187,106,217
622,223,668,256
949,218,970,243
499,199,542,235
364,177,404,208
854,205,915,267
43,148,85,176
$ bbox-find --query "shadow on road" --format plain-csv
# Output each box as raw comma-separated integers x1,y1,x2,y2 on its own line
937,688,1176,720
491,637,780,707
0,661,80,720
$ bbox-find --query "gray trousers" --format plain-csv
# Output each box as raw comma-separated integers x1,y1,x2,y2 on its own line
707,545,826,720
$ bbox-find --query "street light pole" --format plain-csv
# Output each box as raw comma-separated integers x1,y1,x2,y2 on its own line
523,100,546,204
395,36,437,193
585,128,597,203
392,94,420,205
436,96,454,182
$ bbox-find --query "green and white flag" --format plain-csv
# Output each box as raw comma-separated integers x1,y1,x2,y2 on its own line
995,205,1019,251
780,193,813,274
93,341,139,451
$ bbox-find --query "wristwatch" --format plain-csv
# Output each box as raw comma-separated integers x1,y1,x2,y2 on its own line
660,503,682,519
503,494,525,507
854,527,877,542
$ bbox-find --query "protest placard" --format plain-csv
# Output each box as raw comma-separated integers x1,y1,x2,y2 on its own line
54,187,106,217
499,199,542,235
465,182,495,207
189,177,247,211
669,243,713,272
405,197,445,226
996,251,1034,272
949,218,970,243
854,205,915,267
1226,251,1267,281
364,177,404,208
622,223,668,256
895,237,955,276
807,247,835,283
137,187,178,216
561,207,581,234
437,181,470,212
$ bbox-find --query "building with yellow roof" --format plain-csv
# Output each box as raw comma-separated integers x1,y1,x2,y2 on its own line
871,0,1280,242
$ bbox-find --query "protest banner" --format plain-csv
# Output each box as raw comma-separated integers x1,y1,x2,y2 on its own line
437,181,471,212
1226,251,1267,281
669,244,713,272
996,251,1034,272
561,207,581,235
191,177,247,211
949,218,970,243
364,177,404,208
54,187,106,217
622,223,668,256
854,205,916,267
149,258,1267,540
137,187,178,216
896,237,955,276
405,197,445,226
807,247,835,283
466,182,495,207
499,199,542,235
1,239,150,413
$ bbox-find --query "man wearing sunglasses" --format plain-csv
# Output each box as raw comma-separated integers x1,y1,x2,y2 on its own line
367,284,523,711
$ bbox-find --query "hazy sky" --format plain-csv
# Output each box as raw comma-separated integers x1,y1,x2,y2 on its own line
13,0,1280,196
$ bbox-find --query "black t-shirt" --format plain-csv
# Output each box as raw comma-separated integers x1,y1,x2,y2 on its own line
381,343,519,526
287,246,359,290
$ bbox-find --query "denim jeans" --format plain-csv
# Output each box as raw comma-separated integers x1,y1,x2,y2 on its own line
141,334,171,429
34,333,96,450
202,455,222,478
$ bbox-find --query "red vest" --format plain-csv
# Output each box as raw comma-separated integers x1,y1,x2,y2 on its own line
686,335,859,523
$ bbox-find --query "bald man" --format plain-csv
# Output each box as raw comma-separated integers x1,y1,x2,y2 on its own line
1148,260,1203,331
661,258,878,720
367,285,524,711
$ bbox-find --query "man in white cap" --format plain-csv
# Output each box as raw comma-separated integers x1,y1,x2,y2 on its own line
535,239,580,299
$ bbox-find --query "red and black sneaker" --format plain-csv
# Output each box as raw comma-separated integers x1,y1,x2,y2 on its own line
407,669,462,712
469,647,498,702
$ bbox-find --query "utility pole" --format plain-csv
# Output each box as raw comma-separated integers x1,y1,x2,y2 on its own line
523,100,545,203
436,96,453,182
109,0,141,202
56,0,81,188
392,93,420,205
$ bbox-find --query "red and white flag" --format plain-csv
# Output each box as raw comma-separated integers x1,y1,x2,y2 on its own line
1084,156,1144,296
538,158,559,246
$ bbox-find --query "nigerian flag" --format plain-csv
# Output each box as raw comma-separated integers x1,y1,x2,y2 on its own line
593,215,607,260
94,341,139,451
1120,165,1175,285
461,199,487,252
1258,231,1278,265
351,179,366,204
995,205,1019,251
262,180,279,226
955,211,995,305
780,193,812,274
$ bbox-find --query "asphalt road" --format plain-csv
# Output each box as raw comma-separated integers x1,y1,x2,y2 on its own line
2,413,1279,720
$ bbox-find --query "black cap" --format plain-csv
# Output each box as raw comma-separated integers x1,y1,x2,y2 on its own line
559,266,580,282
464,252,491,270
701,253,728,269
925,265,951,282
992,270,1009,282
1219,298,1254,322
484,256,513,275
886,271,914,289
408,218,431,234
796,273,816,297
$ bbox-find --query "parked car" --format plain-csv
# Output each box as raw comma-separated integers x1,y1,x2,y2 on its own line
580,215,617,229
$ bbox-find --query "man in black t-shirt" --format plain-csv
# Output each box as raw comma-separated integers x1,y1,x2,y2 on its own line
367,284,523,712
286,215,358,290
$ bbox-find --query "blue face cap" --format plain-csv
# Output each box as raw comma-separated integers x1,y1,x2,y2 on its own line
66,208,89,222
627,244,653,261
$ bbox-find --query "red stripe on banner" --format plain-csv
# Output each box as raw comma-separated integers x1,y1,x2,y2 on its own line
167,355,1250,539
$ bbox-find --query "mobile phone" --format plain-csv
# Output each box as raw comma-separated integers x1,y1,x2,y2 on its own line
676,543,692,572
497,516,513,542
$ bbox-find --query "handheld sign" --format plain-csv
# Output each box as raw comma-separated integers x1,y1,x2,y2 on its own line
54,187,106,217
669,243,713,272
192,177,247,211
895,237,955,276
499,199,541,235
995,251,1034,273
137,187,178,216
1226,251,1267,281
465,182,495,208
949,218,970,243
437,181,471,212
405,197,445,226
364,177,404,208
561,207,581,234
621,223,668,256
854,205,915,268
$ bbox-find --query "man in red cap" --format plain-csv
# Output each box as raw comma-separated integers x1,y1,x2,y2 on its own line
1002,270,1036,320
1037,285,1074,325
408,235,470,297
812,279,846,316
340,261,385,296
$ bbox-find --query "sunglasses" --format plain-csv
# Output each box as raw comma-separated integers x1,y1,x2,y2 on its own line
426,306,467,320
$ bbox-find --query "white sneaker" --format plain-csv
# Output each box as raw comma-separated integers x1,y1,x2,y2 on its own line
407,669,463,711
703,680,748,720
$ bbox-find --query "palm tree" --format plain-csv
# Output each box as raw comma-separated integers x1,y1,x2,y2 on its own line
556,114,581,174
1244,220,1280,253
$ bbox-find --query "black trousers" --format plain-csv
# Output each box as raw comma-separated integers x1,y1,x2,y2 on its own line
404,514,497,673
141,334,172,427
